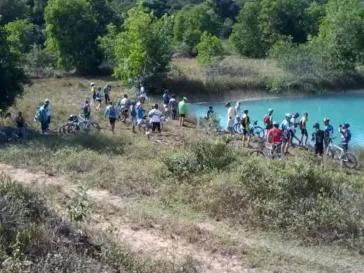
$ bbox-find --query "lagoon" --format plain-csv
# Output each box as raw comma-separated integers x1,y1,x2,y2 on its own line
189,93,364,146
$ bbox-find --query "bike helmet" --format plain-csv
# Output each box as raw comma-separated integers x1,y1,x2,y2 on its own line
243,109,248,114
268,108,273,114
90,82,94,86
285,113,292,119
343,122,350,128
323,117,330,123
273,121,279,127
294,112,299,118
225,102,231,107
313,123,319,129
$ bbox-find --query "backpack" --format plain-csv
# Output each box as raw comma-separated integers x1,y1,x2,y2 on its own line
109,106,115,116
346,130,352,142
34,107,41,122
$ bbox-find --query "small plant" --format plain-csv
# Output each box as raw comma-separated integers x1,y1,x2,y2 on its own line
65,187,90,223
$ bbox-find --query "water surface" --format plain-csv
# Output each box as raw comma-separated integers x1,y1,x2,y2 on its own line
189,93,364,146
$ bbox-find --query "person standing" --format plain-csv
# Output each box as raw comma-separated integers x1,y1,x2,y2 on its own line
323,118,334,147
281,113,293,154
148,104,163,133
82,99,91,119
45,99,52,131
206,106,214,119
90,83,96,104
241,109,251,147
299,112,309,146
38,102,49,134
95,87,103,110
130,100,138,133
178,97,188,126
168,95,178,120
339,123,351,153
226,102,236,134
162,90,170,109
104,84,111,104
104,102,118,133
264,108,273,130
311,123,325,158
140,86,147,104
235,101,242,121
15,112,25,138
3,113,14,141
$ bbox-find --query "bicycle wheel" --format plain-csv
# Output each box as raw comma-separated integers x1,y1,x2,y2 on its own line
342,153,357,169
67,123,78,134
233,123,242,134
86,122,99,132
249,150,265,158
253,126,265,139
90,122,100,130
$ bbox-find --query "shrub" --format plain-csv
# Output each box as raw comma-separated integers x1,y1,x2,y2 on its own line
162,151,199,179
196,32,223,65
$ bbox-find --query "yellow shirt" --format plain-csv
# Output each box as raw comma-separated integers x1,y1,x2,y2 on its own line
3,117,13,127
91,87,95,93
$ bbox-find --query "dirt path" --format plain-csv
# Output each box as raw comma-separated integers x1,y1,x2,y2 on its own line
0,163,254,273
1,163,364,273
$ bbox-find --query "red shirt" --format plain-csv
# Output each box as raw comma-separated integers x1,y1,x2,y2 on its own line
268,127,283,144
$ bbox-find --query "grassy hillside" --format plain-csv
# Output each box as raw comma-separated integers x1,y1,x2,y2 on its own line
1,77,364,272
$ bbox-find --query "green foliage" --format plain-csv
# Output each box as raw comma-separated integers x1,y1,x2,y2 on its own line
0,26,28,111
230,1,268,58
100,3,173,85
163,151,200,179
313,0,364,72
24,45,57,78
207,0,240,20
0,0,29,25
174,3,222,50
66,187,90,223
4,19,36,56
45,0,103,74
259,0,313,46
196,32,223,65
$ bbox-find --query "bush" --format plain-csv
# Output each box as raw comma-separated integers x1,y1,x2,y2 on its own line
162,151,199,179
24,45,58,78
196,32,223,65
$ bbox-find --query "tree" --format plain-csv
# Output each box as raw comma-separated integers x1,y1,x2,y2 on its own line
207,0,240,20
0,0,29,25
4,19,36,56
45,0,103,74
230,1,268,58
313,0,364,71
259,0,313,46
174,3,222,50
0,27,28,110
196,32,223,65
99,3,173,85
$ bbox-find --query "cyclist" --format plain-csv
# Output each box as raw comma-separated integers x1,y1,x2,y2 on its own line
226,102,236,134
162,90,170,110
95,87,103,110
290,112,301,145
267,121,282,145
311,123,325,157
299,112,308,146
178,97,188,126
104,84,111,104
104,102,118,133
241,109,250,147
339,123,351,153
130,100,137,133
119,94,130,121
45,99,52,131
37,102,49,134
168,95,178,120
90,83,96,104
82,99,91,119
281,113,293,154
148,103,163,133
2,113,14,140
264,108,273,130
205,106,214,120
323,118,334,147
15,112,25,138
235,101,242,120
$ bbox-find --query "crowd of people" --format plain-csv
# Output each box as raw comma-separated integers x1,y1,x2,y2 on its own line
205,103,352,156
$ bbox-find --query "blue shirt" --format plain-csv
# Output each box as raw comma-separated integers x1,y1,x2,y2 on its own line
104,105,118,119
163,94,169,104
325,125,334,137
281,119,292,132
137,105,144,119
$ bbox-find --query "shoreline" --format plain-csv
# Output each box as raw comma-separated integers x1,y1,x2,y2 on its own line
188,89,364,104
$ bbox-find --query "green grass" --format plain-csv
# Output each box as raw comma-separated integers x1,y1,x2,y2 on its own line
1,77,364,272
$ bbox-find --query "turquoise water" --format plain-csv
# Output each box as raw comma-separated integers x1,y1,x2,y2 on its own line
189,93,364,146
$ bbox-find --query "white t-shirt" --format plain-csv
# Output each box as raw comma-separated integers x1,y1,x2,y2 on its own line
228,107,236,119
148,109,162,123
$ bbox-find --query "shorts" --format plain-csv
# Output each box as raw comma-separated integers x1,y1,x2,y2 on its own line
283,131,291,142
131,117,138,126
227,119,234,129
41,121,48,131
242,128,249,136
96,98,102,102
180,114,185,118
301,128,308,137
315,143,324,155
109,118,116,125
152,122,161,132
342,143,348,153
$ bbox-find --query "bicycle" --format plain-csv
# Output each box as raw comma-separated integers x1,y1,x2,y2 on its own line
233,119,265,139
324,138,357,169
249,138,286,160
59,114,100,135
